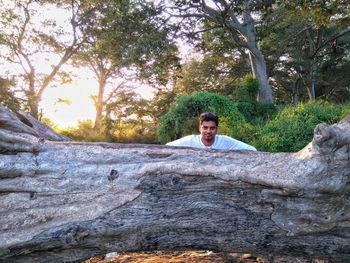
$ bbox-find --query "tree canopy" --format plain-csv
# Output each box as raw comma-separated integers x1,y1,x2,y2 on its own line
0,0,94,118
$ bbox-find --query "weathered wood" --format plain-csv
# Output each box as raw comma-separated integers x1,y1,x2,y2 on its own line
0,105,349,262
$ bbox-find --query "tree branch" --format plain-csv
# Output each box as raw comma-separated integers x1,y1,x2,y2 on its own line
313,26,350,56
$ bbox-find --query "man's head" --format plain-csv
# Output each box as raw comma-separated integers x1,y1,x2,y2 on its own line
199,112,219,126
199,112,218,145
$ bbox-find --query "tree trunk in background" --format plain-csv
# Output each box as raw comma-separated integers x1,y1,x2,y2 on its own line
28,98,39,121
232,0,273,104
292,78,301,105
93,76,106,131
248,49,273,103
0,106,349,263
197,0,274,103
308,62,317,101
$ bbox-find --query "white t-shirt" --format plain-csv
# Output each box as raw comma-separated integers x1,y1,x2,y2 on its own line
166,135,257,151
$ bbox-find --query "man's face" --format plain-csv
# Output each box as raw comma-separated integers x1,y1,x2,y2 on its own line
200,120,218,141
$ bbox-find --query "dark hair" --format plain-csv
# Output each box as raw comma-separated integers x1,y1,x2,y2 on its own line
199,112,219,126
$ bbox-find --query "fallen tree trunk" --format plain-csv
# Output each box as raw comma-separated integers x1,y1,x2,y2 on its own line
0,105,349,263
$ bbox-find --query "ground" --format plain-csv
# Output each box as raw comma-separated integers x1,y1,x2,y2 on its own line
84,251,331,263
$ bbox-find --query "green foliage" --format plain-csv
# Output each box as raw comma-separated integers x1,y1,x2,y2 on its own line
59,118,158,144
234,75,259,103
236,102,278,125
173,26,252,97
233,75,277,126
99,0,180,85
59,120,107,142
0,77,20,111
112,120,157,144
260,2,350,103
340,104,350,118
157,92,247,144
254,101,349,152
282,0,350,28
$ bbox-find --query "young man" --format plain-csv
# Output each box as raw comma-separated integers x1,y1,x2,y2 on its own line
166,112,257,151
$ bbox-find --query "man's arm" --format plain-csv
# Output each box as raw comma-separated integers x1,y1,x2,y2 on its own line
166,135,203,148
220,135,257,151
166,135,196,147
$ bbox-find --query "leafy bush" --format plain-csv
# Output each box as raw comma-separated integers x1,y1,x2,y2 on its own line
236,101,278,125
254,101,349,152
59,119,158,143
157,92,248,144
234,74,259,103
59,120,107,142
232,74,278,125
113,120,157,144
0,78,20,111
340,104,350,118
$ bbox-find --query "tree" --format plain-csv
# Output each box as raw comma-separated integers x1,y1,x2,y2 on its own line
1,105,350,262
171,24,254,99
261,0,350,103
148,87,177,125
0,76,20,111
0,0,95,119
101,0,180,85
102,85,139,141
72,0,180,131
160,0,274,103
72,42,125,131
173,56,243,98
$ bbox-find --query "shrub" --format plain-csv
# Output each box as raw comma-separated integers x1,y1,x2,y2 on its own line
59,120,106,142
233,74,278,129
157,92,249,144
113,120,157,144
254,101,348,152
234,74,259,103
340,104,350,118
235,101,278,125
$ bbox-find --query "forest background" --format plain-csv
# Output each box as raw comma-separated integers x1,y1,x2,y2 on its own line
1,0,349,153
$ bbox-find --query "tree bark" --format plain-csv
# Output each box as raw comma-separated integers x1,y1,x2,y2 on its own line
93,73,106,131
224,0,273,103
182,0,274,103
248,48,273,103
0,106,349,263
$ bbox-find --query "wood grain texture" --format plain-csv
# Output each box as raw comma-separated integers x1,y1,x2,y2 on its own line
0,106,349,262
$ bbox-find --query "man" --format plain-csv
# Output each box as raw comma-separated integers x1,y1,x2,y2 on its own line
166,112,257,151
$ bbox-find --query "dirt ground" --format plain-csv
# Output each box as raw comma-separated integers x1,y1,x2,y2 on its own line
84,251,331,263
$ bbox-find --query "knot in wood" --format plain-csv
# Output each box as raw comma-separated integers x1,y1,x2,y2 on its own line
108,169,119,181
